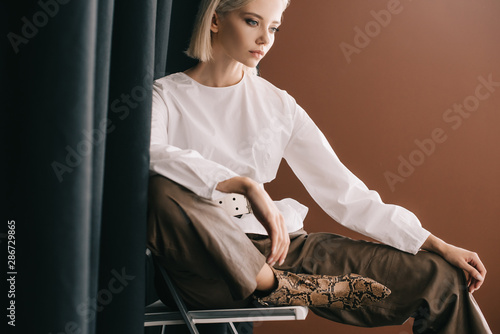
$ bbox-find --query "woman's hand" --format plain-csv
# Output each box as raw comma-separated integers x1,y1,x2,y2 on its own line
422,234,486,293
216,177,289,267
441,244,486,293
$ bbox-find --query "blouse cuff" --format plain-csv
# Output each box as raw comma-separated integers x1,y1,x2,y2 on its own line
209,171,240,201
404,227,431,255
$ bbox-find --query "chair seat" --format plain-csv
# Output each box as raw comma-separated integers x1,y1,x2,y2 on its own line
145,249,309,333
144,300,308,327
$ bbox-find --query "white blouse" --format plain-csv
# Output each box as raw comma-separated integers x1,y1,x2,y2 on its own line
150,72,430,254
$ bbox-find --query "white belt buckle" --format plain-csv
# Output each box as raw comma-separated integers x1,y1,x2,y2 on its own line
216,193,252,218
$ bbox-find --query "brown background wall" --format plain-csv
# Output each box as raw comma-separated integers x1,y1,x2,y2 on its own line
258,0,500,333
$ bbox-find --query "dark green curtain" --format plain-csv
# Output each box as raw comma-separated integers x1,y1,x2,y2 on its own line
2,0,173,333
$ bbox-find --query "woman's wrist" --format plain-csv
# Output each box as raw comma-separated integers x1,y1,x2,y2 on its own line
216,176,257,195
421,234,449,256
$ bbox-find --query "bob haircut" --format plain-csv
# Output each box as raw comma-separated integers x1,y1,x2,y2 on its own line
186,0,290,69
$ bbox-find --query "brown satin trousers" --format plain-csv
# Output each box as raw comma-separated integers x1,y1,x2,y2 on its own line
147,176,491,334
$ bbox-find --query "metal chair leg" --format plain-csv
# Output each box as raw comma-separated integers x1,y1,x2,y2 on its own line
158,265,200,334
228,322,238,334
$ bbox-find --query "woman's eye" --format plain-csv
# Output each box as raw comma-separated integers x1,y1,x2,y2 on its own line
245,19,258,26
270,27,280,33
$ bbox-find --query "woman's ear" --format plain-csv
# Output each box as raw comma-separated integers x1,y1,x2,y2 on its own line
210,12,220,33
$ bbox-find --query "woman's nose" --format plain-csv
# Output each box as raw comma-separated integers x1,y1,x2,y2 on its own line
257,29,271,45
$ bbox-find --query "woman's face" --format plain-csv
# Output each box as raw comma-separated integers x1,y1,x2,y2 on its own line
211,0,285,68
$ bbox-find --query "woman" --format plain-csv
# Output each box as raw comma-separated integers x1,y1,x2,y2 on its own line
147,0,491,332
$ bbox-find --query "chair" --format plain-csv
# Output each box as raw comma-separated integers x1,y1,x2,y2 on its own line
144,249,308,334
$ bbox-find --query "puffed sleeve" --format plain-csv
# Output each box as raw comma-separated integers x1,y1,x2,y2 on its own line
149,81,239,200
283,103,430,254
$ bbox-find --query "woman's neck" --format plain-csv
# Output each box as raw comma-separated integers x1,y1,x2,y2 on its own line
184,60,245,87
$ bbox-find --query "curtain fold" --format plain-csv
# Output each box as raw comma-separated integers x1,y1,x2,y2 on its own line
96,0,156,332
2,1,171,333
154,0,173,79
89,1,114,332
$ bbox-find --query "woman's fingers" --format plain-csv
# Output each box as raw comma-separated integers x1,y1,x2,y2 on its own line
462,254,486,293
471,253,487,281
276,215,289,266
267,213,289,266
267,220,280,265
443,245,487,293
463,265,483,293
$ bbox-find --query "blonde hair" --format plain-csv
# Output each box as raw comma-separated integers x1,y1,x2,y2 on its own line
186,0,290,66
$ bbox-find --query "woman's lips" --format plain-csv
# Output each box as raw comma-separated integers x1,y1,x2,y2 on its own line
250,50,265,59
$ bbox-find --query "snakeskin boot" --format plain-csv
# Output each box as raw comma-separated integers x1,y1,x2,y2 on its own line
256,268,391,310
